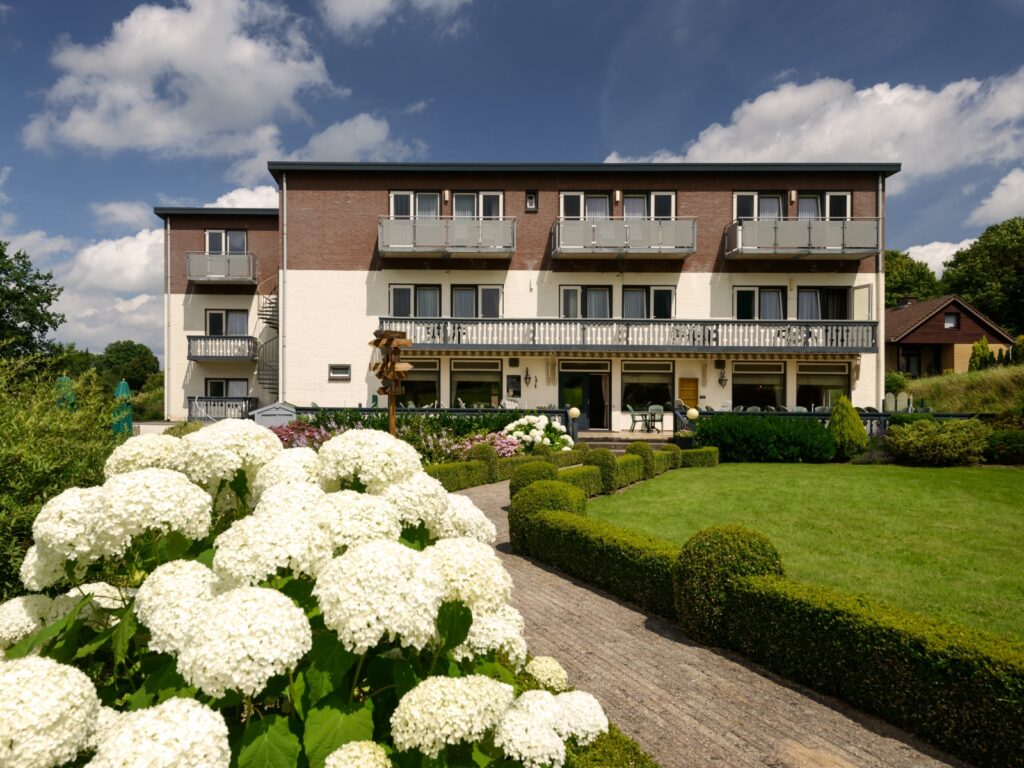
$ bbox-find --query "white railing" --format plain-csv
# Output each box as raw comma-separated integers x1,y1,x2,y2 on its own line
188,397,259,421
186,252,257,282
378,216,516,254
187,336,258,360
554,217,696,255
725,218,880,257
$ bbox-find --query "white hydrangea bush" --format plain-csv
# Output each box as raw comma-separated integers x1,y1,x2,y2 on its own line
502,414,574,452
1,420,608,768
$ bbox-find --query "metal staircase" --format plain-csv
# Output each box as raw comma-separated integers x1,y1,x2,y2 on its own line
256,277,279,398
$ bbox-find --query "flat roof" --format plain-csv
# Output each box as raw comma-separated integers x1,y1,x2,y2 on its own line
153,207,278,219
267,161,901,177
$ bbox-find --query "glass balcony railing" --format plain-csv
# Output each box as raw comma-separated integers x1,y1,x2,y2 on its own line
725,218,880,258
186,252,257,283
553,217,696,256
186,336,258,361
378,217,515,255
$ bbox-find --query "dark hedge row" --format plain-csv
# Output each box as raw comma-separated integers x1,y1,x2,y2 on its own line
694,415,835,462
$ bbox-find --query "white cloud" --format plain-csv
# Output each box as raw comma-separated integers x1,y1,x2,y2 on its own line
92,200,155,231
607,67,1024,194
23,0,332,165
53,289,163,355
905,239,976,277
404,99,430,115
316,0,473,37
967,168,1024,226
60,228,164,293
205,185,278,208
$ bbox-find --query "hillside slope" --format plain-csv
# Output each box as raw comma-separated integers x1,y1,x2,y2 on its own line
906,366,1024,412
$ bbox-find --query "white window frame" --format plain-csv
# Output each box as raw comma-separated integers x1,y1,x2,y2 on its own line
205,309,248,336
390,284,414,317
452,192,477,219
623,194,648,220
560,192,584,220
560,285,582,318
479,191,503,219
757,194,784,221
205,378,249,398
621,287,648,319
733,192,757,221
650,191,676,220
415,192,440,219
797,194,822,219
478,285,503,318
944,312,960,330
733,286,785,320
205,229,224,254
328,364,352,381
389,191,413,219
825,191,852,221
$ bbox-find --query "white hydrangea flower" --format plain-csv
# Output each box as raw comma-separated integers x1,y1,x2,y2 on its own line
315,490,403,550
426,538,512,611
180,435,243,489
324,741,393,768
494,691,566,768
313,540,444,653
176,586,312,698
391,675,514,758
104,434,186,478
85,706,123,751
0,656,100,768
19,543,67,591
135,560,218,654
0,594,52,649
89,697,230,768
199,417,282,472
554,691,608,745
48,582,131,628
434,494,497,544
452,603,527,668
525,656,569,692
317,429,421,493
251,446,318,500
378,472,449,531
32,486,109,562
103,468,214,543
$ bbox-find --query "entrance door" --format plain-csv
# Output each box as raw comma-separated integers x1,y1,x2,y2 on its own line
559,372,609,430
677,377,699,409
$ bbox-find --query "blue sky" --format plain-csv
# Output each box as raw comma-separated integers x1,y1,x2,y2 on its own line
1,0,1023,357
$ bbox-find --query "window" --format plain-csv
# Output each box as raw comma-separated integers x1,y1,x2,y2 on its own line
525,191,538,212
623,192,675,220
389,191,440,219
390,285,441,317
328,364,352,381
944,312,960,329
731,362,784,409
560,192,610,220
205,379,248,398
450,359,501,407
826,192,850,220
451,286,502,318
206,309,248,336
621,361,673,411
797,288,849,320
797,195,821,220
733,192,785,220
561,286,611,318
796,362,849,410
205,230,246,254
403,359,440,407
622,287,646,319
734,287,785,320
452,192,504,219
652,192,675,219
622,287,674,319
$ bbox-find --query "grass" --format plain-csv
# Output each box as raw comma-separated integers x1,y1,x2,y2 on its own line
586,464,1024,642
906,365,1024,412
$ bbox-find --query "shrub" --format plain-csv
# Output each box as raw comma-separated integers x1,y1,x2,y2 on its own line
456,431,521,458
672,525,784,643
657,443,682,468
509,509,679,618
969,336,996,371
886,412,935,427
885,370,909,394
548,450,583,469
827,396,869,461
679,447,718,468
509,460,559,497
721,576,1024,768
652,451,675,475
613,455,644,488
693,415,835,463
164,421,202,437
572,441,590,454
985,429,1024,464
583,448,618,494
465,442,499,482
886,419,991,466
502,413,573,452
559,465,604,497
532,442,552,457
495,455,534,481
424,459,491,491
509,480,587,519
566,724,660,768
625,442,655,479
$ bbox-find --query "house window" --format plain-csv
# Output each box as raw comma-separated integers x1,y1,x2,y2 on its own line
797,195,822,220
826,192,851,220
205,379,248,398
328,364,352,381
450,359,501,408
389,191,440,219
732,362,785,409
621,361,673,411
452,192,504,219
452,286,502,318
390,285,441,317
560,192,611,220
622,287,674,319
403,359,440,407
623,192,676,220
734,287,785,320
206,309,248,336
796,362,850,411
205,230,246,254
561,286,611,318
944,312,960,329
797,288,849,320
733,192,785,221
525,191,538,212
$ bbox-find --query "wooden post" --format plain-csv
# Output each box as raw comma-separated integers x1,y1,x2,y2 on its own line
369,330,412,438
388,393,397,436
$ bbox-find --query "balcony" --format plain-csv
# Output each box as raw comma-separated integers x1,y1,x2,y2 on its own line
188,397,259,422
379,317,878,354
186,252,258,283
553,217,697,258
725,218,880,259
378,216,516,256
187,335,258,361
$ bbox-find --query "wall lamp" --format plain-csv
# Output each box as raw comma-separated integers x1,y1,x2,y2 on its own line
718,368,729,388
524,367,532,386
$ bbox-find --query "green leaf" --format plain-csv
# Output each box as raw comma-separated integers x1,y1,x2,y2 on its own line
125,654,195,710
230,468,251,506
302,695,374,768
5,596,88,659
158,531,191,562
237,713,302,768
73,624,116,659
436,601,473,653
472,660,515,686
195,548,216,568
295,633,358,718
112,609,138,666
392,659,418,698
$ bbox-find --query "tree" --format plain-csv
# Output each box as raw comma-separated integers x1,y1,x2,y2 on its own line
941,217,1024,335
98,340,159,391
969,336,995,371
0,240,65,356
884,249,941,308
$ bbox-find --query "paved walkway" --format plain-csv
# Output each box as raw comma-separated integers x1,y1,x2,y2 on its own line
459,481,968,768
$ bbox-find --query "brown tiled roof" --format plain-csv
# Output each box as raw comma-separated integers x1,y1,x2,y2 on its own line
885,295,1015,342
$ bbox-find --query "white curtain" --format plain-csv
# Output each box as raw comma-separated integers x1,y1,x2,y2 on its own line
226,311,248,335
586,288,610,318
797,289,821,320
623,196,647,219
452,288,476,318
415,287,440,317
759,289,784,320
622,289,646,318
416,194,439,219
453,194,476,218
481,194,501,218
797,197,820,220
758,196,782,220
585,196,610,220
227,380,248,398
562,289,579,318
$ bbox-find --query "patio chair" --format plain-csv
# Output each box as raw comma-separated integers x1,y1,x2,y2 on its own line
792,405,808,413
813,405,829,413
732,405,744,412
647,404,665,432
457,398,466,408
626,404,646,432
775,405,788,412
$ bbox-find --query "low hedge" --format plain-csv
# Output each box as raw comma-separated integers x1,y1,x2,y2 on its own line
559,465,604,497
548,450,584,469
625,442,655,479
509,461,559,497
425,459,491,491
566,723,660,768
509,509,678,618
679,446,719,468
985,429,1024,465
465,442,499,482
495,455,534,481
657,443,682,468
572,441,590,455
694,415,835,463
719,575,1024,768
886,412,935,427
583,449,618,494
652,451,675,475
886,419,990,467
613,454,644,488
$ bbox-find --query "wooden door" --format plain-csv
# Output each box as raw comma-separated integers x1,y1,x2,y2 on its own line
677,377,699,409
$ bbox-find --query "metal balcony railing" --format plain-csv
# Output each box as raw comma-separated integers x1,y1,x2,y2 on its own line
186,252,258,282
187,397,259,421
378,216,516,255
725,218,880,258
187,336,258,361
379,317,878,354
553,217,697,256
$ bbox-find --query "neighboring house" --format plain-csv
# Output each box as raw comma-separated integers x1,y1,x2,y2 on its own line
885,295,1014,376
158,161,900,429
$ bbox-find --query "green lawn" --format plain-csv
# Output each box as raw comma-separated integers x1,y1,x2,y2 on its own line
586,464,1024,642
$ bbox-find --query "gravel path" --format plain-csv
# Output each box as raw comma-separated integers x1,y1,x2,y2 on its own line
459,481,968,768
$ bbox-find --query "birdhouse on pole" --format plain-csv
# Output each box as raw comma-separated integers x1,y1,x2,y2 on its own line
368,330,413,436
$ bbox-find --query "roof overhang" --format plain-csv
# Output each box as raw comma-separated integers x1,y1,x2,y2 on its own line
153,207,278,219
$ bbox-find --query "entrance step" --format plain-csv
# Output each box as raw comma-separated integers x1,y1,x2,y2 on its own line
577,432,670,455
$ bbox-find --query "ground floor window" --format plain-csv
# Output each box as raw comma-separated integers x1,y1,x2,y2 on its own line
731,362,784,408
450,359,501,407
796,362,850,410
621,361,673,411
401,359,440,407
205,378,248,398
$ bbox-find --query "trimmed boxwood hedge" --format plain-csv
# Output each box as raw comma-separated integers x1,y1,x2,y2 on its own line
652,451,675,474
694,415,835,462
657,443,682,468
613,454,644,488
425,459,491,491
559,465,604,497
986,429,1024,465
679,446,719,468
508,480,587,554
625,442,656,479
548,450,584,469
495,455,534,481
583,448,618,493
566,723,660,768
465,442,499,482
509,461,559,496
719,575,1024,768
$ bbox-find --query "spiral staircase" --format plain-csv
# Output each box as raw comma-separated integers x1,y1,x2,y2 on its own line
256,276,279,399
